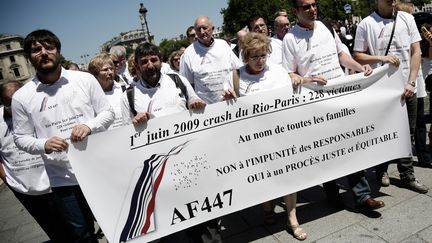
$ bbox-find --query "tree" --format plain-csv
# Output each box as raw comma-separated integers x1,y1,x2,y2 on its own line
412,0,430,9
158,38,189,62
221,0,291,37
59,55,73,68
221,0,375,37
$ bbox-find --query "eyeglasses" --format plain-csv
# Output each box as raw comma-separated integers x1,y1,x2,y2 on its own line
173,58,180,62
188,33,196,38
298,2,317,11
249,54,268,61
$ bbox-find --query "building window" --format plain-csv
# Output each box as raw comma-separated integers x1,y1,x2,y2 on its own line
6,44,11,50
13,68,20,77
9,56,16,63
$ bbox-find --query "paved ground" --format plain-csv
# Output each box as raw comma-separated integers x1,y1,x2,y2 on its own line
1,160,432,243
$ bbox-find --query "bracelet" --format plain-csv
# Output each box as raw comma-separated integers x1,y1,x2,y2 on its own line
408,80,416,87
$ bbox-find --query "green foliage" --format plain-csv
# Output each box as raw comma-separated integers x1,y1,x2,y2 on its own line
317,0,376,21
59,55,73,68
221,0,292,36
221,0,377,36
158,38,189,62
412,0,430,8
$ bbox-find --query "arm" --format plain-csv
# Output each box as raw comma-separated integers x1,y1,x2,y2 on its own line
400,41,421,99
12,96,47,154
81,77,115,134
179,54,194,87
179,75,206,109
339,52,373,76
0,158,6,184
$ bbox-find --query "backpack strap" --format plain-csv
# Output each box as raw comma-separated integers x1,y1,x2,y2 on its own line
126,85,137,116
322,20,335,39
167,73,189,109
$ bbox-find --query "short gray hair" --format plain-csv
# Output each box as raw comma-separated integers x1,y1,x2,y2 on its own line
109,45,126,57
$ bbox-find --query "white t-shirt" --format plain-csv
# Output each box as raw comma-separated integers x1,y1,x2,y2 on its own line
118,62,134,85
0,115,50,195
268,35,283,66
105,82,126,130
235,64,292,96
12,68,114,187
180,39,242,104
354,11,422,91
121,73,200,124
282,21,345,80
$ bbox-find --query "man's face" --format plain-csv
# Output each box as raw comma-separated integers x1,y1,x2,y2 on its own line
252,18,268,35
29,41,60,74
294,0,318,26
274,17,290,39
378,0,396,9
136,54,161,85
195,19,214,45
187,29,197,43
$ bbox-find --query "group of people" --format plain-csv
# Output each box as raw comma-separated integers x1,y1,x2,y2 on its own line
1,0,432,242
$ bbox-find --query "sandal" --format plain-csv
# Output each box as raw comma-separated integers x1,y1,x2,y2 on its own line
263,210,276,225
287,224,307,241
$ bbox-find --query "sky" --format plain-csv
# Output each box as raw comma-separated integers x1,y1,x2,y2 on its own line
0,0,228,64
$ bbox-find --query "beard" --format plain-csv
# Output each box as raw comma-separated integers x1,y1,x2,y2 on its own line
32,56,61,75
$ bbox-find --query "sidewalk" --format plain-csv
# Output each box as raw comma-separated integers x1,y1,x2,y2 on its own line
1,162,432,243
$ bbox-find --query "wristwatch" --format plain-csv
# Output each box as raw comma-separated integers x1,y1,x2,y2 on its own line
408,80,416,87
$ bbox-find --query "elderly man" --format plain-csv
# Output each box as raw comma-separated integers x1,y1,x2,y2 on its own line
12,29,114,242
282,0,384,212
180,16,242,104
110,45,134,84
353,0,428,193
268,15,291,65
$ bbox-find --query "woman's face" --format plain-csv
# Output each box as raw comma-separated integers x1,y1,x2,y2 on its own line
246,48,268,74
97,63,115,92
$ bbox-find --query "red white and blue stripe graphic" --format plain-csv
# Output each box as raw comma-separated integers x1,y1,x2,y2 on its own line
119,141,189,242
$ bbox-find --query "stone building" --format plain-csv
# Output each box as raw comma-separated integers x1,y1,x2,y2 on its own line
0,34,35,85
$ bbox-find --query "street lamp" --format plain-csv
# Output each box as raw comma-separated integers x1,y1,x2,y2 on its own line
139,3,151,43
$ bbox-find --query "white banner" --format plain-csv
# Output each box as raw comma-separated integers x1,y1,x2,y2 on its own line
69,65,410,243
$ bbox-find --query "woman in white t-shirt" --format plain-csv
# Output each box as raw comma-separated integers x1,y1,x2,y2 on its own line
224,32,305,241
89,54,125,130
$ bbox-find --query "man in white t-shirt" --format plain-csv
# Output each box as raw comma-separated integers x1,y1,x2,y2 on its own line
1,80,70,242
282,0,384,212
12,29,114,242
268,15,291,65
122,42,205,124
180,16,242,104
353,0,428,194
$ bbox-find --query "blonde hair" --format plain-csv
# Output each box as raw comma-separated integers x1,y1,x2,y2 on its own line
168,51,181,71
240,32,271,63
395,1,414,14
88,53,114,77
127,53,139,81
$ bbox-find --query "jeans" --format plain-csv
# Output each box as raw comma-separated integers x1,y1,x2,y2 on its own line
323,170,372,205
414,97,432,163
51,185,97,243
376,94,417,182
10,187,69,243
